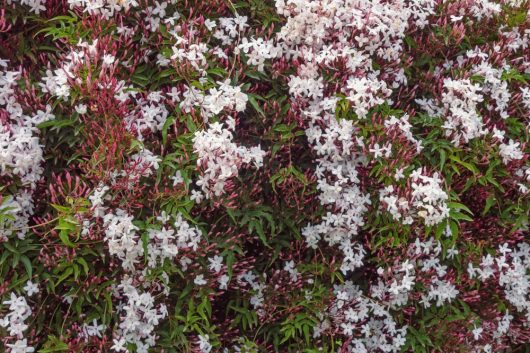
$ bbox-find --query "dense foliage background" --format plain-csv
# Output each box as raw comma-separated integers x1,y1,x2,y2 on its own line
0,0,529,352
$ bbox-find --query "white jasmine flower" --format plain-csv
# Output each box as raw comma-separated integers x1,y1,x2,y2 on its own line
172,171,184,186
7,339,34,353
198,334,212,353
218,274,230,290
472,326,483,340
102,54,116,66
499,139,524,164
23,281,39,297
75,103,88,114
208,255,223,272
204,19,216,31
194,274,207,286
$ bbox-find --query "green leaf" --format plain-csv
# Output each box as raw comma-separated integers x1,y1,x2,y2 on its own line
39,335,69,352
449,155,478,174
447,202,473,215
254,221,271,248
55,267,73,286
162,115,176,145
226,251,235,278
449,210,473,222
248,94,265,117
77,257,89,275
51,204,72,213
58,229,76,248
37,119,75,129
439,149,446,170
3,242,19,254
482,195,496,215
20,256,32,277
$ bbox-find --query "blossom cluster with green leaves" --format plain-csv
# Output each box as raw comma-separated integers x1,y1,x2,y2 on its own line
0,0,529,352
